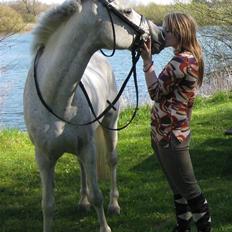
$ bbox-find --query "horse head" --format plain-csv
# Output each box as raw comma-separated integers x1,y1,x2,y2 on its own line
92,0,165,53
32,0,164,55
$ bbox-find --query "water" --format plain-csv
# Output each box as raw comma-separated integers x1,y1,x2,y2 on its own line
1,30,229,130
0,32,173,130
0,33,33,130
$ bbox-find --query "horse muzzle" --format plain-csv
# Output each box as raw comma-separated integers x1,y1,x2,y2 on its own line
147,20,165,54
131,18,165,54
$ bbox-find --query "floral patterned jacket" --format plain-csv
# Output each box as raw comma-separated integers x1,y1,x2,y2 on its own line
148,51,200,147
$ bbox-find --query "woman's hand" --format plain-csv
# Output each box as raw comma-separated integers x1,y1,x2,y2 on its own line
141,37,152,65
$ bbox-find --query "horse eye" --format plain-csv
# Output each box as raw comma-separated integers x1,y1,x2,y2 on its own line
124,8,132,15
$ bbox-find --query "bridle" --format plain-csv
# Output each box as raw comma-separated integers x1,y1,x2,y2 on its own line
33,0,151,130
99,0,147,57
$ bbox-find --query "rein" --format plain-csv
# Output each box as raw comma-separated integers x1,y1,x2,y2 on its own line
33,0,146,130
99,0,146,57
79,49,141,130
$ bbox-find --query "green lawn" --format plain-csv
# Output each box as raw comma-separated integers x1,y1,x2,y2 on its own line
1,91,232,232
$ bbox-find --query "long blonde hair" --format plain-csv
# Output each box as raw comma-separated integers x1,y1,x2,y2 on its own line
163,12,204,86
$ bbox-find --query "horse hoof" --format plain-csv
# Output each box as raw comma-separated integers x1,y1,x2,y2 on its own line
108,205,120,215
78,203,91,213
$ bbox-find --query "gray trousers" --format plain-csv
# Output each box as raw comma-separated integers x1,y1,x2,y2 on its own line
152,134,201,200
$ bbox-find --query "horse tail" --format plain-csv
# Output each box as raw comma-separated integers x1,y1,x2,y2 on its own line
95,126,110,180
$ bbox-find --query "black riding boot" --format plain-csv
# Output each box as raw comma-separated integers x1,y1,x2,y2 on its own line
172,194,192,232
188,193,211,232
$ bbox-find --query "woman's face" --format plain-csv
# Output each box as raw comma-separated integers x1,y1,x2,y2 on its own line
163,23,178,49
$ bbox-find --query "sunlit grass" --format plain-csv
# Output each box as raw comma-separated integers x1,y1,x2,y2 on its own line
0,92,232,231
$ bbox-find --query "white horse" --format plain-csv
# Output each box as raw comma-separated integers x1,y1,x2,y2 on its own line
24,0,164,231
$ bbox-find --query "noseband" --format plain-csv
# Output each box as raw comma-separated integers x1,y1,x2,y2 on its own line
34,0,149,130
101,0,146,36
99,0,147,57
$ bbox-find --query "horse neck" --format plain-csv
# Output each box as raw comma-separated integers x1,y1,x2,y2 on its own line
38,16,99,117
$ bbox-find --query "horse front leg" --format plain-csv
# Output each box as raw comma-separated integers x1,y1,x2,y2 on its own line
102,120,120,215
35,147,58,232
80,141,111,232
107,149,120,215
78,158,91,212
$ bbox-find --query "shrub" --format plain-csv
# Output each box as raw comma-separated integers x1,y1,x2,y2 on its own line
208,91,232,103
135,4,172,26
0,5,24,34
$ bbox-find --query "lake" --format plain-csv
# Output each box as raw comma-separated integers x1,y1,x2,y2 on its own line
0,32,174,130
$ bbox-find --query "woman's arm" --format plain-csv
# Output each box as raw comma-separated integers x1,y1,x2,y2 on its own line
141,39,186,101
141,38,160,99
143,62,157,90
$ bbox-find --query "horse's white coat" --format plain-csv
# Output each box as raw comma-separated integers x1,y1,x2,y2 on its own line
24,1,150,232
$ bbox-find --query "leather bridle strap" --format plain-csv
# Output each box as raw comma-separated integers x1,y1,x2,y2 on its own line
99,0,146,36
33,45,141,129
79,49,141,130
99,2,116,57
33,0,146,130
33,45,74,125
99,0,146,57
78,0,146,130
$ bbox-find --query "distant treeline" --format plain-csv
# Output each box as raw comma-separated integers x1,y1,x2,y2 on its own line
0,0,232,33
134,0,232,26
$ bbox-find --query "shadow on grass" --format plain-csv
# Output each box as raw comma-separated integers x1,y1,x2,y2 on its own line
131,153,157,172
131,134,232,179
190,136,232,179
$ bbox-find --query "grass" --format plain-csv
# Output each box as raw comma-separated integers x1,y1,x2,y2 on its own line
1,91,232,232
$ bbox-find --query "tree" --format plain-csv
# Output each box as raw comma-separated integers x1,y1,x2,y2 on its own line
135,0,232,93
21,0,39,16
9,0,49,22
175,1,232,68
176,1,232,94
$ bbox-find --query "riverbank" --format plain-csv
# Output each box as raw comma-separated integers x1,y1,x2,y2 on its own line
0,23,35,39
1,92,232,231
200,64,232,96
23,23,35,32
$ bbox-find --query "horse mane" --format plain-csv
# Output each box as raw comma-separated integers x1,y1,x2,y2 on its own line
32,0,82,53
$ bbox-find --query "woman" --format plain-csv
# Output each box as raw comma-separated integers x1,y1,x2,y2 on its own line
141,13,211,232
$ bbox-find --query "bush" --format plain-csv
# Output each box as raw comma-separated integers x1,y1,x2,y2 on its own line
9,1,36,23
135,4,172,26
208,91,232,103
173,2,232,26
9,1,50,23
0,5,24,34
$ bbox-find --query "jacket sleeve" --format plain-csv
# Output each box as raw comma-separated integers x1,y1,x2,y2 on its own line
148,55,188,101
